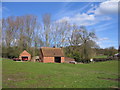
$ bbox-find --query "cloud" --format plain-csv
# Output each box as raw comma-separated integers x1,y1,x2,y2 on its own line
99,37,109,41
99,42,118,49
2,6,10,18
55,1,118,49
94,22,116,32
56,11,111,26
2,6,9,12
96,37,118,49
95,0,119,15
95,36,118,49
96,37,109,45
56,1,117,26
54,2,92,20
56,13,96,26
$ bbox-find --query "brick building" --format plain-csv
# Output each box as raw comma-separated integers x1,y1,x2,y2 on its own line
64,57,75,63
19,50,31,61
40,47,65,63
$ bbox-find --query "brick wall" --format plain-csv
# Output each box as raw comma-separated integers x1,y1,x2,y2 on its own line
64,57,75,63
19,55,31,61
19,50,31,61
43,57,65,63
43,57,54,63
61,57,65,63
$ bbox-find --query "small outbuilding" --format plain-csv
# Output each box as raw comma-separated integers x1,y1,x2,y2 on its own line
40,47,65,63
31,56,40,62
64,57,75,63
19,50,31,61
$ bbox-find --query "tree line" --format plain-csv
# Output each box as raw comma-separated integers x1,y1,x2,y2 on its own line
2,14,118,61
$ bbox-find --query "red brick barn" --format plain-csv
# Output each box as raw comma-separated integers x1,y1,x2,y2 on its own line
19,50,31,61
40,47,65,63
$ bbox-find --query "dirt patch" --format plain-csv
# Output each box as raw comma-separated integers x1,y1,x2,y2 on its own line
3,72,30,82
2,72,31,88
97,77,120,82
110,86,120,90
27,74,53,88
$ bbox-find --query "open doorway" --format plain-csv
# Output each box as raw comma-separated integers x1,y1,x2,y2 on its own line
22,56,28,61
54,57,61,63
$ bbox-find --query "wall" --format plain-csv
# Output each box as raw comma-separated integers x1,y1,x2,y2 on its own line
43,57,54,63
43,57,65,63
19,55,31,61
64,57,75,63
61,57,65,63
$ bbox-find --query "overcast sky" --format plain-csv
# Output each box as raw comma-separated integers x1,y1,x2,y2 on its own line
2,0,119,49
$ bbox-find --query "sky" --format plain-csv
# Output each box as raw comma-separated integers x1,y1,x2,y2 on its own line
1,0,119,49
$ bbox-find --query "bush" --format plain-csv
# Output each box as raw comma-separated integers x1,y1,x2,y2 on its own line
72,52,81,62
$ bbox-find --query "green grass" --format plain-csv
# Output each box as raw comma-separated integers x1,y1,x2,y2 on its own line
2,58,119,88
94,55,108,58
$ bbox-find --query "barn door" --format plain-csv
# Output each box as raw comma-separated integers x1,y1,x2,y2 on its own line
22,56,28,61
55,57,61,63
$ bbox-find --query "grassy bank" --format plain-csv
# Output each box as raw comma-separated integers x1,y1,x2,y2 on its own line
94,55,108,58
2,58,119,88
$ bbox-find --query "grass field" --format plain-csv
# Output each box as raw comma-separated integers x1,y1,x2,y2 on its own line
94,55,108,58
2,58,119,88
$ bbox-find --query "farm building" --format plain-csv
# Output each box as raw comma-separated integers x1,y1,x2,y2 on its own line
64,57,75,63
19,50,31,61
40,47,65,63
31,56,40,62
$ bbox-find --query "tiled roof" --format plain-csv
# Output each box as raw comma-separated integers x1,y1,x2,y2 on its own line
40,47,64,57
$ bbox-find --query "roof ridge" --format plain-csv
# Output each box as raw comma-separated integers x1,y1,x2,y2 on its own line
40,47,64,57
20,50,31,55
41,47,61,49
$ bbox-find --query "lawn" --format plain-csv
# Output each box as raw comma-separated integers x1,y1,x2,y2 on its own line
2,58,119,88
94,55,108,58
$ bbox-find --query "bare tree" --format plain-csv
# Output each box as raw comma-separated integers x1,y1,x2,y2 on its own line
50,21,71,47
2,16,17,47
42,14,51,47
33,22,44,56
16,16,27,51
2,14,100,60
68,24,82,46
